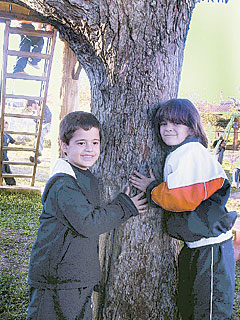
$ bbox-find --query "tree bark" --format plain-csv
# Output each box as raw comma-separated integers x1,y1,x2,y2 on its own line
10,0,196,318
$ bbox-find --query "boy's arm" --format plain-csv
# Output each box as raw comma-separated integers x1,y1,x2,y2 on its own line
14,140,26,145
55,181,140,237
8,134,25,145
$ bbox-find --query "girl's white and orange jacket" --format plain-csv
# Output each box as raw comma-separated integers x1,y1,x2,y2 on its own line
146,138,237,248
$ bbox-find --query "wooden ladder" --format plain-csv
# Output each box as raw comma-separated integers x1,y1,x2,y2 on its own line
0,17,57,187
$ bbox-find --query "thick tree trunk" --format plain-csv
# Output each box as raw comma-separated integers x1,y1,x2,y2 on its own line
11,1,196,318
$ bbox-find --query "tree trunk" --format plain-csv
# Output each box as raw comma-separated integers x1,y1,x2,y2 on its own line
11,0,196,318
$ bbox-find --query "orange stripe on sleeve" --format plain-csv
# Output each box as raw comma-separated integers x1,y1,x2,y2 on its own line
151,178,224,212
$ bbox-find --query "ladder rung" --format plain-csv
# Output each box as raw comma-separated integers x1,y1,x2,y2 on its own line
0,185,42,194
3,147,36,152
0,10,50,25
5,130,37,136
3,161,35,166
2,173,33,179
7,49,51,60
9,27,54,38
4,113,41,120
6,73,47,81
5,94,44,101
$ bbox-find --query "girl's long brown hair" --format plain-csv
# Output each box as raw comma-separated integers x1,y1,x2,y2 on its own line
154,99,208,148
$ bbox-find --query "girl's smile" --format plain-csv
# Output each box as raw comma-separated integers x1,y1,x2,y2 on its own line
160,120,193,146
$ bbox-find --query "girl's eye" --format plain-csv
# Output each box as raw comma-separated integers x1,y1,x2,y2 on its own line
78,142,85,145
160,121,167,126
93,141,99,145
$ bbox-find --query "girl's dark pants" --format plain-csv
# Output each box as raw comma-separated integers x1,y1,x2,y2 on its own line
178,238,235,320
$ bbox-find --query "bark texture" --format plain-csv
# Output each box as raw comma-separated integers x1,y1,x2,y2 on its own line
10,0,196,318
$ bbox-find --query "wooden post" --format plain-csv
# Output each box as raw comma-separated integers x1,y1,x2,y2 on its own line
59,41,82,121
233,118,239,150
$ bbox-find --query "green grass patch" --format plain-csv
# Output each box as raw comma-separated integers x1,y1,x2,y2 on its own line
0,191,41,319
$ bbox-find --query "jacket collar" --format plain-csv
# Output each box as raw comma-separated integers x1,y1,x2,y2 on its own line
167,137,200,154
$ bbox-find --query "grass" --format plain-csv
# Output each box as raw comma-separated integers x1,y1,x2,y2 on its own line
0,191,42,320
0,190,240,319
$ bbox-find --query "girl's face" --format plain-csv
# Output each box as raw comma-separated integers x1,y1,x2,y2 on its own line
160,120,193,146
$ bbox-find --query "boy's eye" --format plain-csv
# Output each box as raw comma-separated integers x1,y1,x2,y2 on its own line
78,142,85,145
93,141,99,145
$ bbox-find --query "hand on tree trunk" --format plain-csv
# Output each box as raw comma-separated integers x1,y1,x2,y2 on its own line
129,169,156,192
124,187,148,214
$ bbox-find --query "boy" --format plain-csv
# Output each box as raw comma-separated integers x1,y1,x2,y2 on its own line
27,111,147,319
3,121,25,185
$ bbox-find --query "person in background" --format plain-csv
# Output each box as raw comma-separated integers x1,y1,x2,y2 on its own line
212,136,226,164
13,21,50,74
26,100,52,163
232,167,240,188
2,121,25,185
26,111,148,319
130,99,237,320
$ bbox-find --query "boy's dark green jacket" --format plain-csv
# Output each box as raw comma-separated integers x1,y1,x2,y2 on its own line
28,159,138,289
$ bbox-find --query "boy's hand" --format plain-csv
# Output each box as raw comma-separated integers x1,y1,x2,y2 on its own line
129,169,155,192
124,187,148,214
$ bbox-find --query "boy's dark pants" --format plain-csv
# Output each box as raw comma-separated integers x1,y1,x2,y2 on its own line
3,163,16,185
26,286,93,320
178,239,235,320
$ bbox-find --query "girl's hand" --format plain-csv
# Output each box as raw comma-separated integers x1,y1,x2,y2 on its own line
124,187,148,214
129,169,155,192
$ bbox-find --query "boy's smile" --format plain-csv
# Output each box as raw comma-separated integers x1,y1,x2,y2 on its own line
160,120,193,146
61,127,100,170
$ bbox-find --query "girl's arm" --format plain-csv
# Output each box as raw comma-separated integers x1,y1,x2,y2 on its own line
130,143,226,212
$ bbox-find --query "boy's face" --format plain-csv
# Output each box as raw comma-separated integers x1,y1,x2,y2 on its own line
61,127,100,170
27,103,39,112
160,120,193,146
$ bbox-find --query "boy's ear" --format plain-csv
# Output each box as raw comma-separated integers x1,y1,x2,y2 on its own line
60,140,68,155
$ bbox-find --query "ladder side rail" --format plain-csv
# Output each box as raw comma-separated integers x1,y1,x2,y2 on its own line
0,20,11,185
213,116,234,154
31,29,57,186
224,117,235,145
213,114,240,155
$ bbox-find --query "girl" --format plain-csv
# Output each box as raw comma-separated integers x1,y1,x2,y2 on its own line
130,99,237,320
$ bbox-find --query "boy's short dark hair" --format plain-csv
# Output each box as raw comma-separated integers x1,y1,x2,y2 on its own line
27,100,37,107
60,111,101,145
